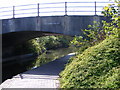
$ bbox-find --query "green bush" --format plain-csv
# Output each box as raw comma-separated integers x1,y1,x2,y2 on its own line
14,35,72,55
40,35,72,50
14,38,46,55
60,36,120,88
27,39,46,54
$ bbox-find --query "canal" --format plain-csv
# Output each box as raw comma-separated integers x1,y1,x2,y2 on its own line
2,47,76,83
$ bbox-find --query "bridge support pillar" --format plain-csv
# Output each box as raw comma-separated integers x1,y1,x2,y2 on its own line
64,15,70,35
93,15,100,23
93,15,101,29
36,17,41,31
0,19,2,83
0,20,2,34
9,19,16,32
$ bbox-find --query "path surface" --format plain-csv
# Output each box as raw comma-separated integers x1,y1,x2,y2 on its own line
0,53,75,89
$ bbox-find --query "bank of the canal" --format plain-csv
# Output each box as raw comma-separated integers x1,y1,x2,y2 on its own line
0,53,75,90
0,53,75,88
2,47,76,83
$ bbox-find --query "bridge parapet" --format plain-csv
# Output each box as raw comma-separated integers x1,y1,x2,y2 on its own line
1,15,109,36
0,1,115,19
1,15,110,49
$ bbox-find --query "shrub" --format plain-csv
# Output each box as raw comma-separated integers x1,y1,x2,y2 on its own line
14,38,45,55
60,36,120,88
14,35,72,55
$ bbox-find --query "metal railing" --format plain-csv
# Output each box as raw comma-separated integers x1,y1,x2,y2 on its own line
0,1,115,19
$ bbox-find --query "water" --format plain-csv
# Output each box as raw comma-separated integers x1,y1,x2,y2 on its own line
27,47,76,69
2,47,75,82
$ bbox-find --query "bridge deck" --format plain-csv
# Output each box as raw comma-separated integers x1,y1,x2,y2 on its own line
0,53,75,89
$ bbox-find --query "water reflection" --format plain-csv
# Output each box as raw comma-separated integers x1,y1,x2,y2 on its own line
2,47,75,82
28,47,75,69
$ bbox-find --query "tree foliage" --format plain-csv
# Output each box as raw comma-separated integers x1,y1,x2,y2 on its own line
14,35,72,55
70,0,120,48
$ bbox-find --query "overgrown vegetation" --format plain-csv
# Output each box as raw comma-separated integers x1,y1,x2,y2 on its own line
60,36,120,88
14,35,72,56
60,0,120,88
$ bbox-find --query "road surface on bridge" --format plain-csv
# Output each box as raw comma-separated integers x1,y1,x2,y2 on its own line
0,53,75,89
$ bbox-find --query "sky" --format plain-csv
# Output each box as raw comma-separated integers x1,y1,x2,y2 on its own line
0,0,114,19
0,0,111,7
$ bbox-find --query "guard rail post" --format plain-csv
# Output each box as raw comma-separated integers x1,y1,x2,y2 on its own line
65,2,67,16
95,1,97,15
38,3,40,16
13,6,15,18
118,2,120,16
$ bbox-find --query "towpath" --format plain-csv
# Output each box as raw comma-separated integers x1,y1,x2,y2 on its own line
0,53,75,89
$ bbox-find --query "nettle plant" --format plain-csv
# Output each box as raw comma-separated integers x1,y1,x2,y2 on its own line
102,0,120,38
71,0,119,48
82,21,106,44
72,0,120,46
70,21,103,47
84,0,120,43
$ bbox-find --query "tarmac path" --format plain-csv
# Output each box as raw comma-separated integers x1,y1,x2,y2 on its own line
0,53,75,89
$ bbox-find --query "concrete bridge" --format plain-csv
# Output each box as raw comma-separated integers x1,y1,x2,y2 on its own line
1,15,108,47
1,15,110,61
1,1,112,63
1,1,114,48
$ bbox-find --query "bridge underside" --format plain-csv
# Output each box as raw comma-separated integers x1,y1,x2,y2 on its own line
2,31,63,59
2,31,62,48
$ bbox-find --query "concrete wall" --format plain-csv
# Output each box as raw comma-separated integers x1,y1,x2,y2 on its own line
1,15,109,36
